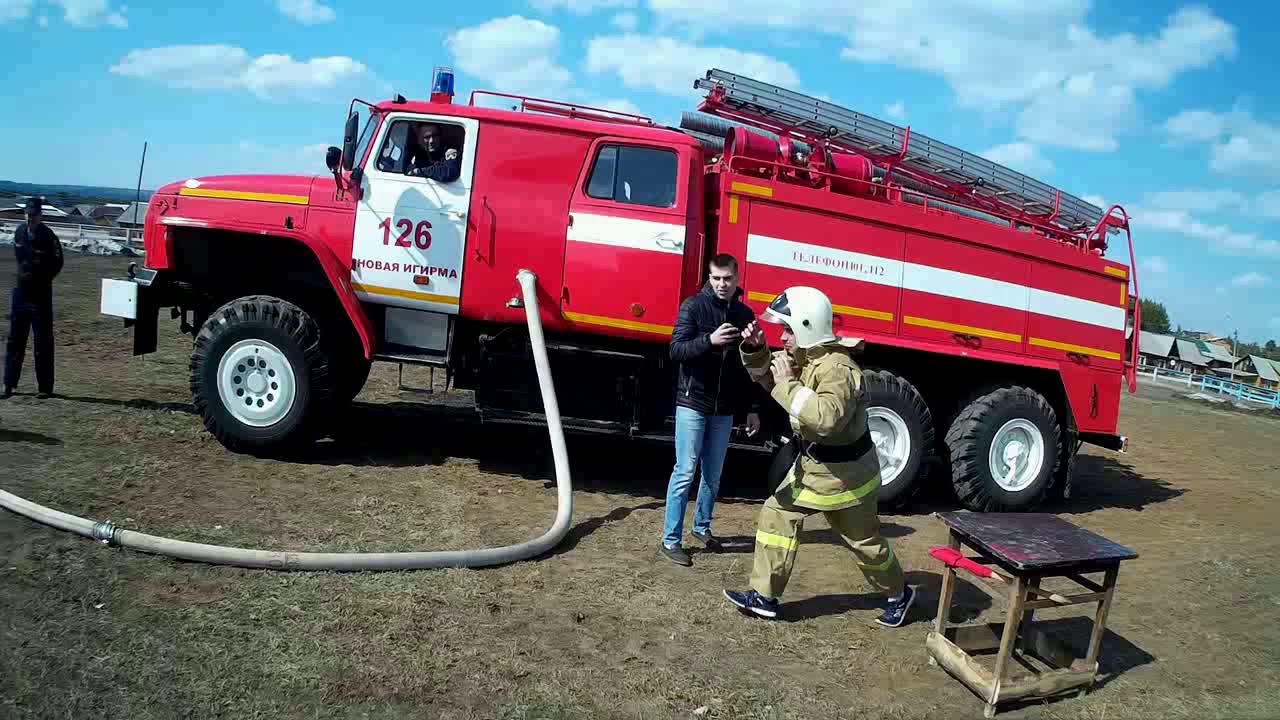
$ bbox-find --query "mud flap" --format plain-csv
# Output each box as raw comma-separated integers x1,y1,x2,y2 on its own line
130,287,159,356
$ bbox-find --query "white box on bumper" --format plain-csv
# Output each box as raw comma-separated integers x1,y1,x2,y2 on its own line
100,278,139,320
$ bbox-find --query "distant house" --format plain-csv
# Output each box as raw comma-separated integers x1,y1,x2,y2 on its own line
1240,355,1280,390
1138,331,1212,375
114,201,148,227
1174,339,1210,374
1139,331,1175,368
63,203,125,225
0,198,72,221
1191,339,1237,372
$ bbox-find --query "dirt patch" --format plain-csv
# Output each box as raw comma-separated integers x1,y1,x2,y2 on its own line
2,256,1279,719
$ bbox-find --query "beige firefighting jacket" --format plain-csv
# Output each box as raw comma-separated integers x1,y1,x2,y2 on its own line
741,338,882,511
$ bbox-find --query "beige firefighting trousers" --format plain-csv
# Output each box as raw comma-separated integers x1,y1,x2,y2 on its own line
749,461,906,599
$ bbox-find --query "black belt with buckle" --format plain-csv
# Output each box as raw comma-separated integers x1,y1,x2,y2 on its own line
798,430,875,464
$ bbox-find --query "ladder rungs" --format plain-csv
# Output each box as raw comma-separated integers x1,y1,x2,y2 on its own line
698,68,1104,233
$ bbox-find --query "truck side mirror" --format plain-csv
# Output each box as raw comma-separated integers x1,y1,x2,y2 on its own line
341,111,360,170
326,146,341,172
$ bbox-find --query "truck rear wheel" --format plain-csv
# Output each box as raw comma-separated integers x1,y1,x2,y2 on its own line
863,370,935,511
190,295,333,455
944,385,1060,512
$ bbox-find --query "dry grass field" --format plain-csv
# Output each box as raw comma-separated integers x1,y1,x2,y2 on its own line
2,255,1278,719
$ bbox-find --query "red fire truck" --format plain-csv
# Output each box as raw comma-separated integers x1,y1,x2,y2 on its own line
99,67,1139,512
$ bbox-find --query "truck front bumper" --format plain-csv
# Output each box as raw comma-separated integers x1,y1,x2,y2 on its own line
100,264,164,356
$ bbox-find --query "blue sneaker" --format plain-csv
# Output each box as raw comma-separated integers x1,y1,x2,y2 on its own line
876,585,917,627
724,589,780,619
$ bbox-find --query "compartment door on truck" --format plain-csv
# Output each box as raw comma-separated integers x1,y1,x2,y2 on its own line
350,112,479,314
562,139,688,340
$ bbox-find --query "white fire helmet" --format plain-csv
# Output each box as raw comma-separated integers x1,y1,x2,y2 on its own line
762,286,837,349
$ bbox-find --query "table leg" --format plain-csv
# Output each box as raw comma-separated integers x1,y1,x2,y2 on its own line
930,531,962,666
1080,566,1119,695
1018,576,1040,657
986,575,1029,718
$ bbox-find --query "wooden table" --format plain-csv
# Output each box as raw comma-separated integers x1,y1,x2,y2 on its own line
925,512,1139,718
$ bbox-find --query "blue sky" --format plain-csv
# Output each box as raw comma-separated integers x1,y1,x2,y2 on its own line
2,0,1278,342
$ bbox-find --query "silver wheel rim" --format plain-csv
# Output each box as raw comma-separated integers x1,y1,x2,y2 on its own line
867,407,911,486
216,339,297,428
989,418,1045,492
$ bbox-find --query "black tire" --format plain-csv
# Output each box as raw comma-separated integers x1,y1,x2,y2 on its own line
944,385,1061,512
190,295,333,456
863,369,935,511
334,347,372,405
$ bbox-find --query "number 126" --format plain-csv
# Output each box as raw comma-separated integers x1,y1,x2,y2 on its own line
379,217,432,249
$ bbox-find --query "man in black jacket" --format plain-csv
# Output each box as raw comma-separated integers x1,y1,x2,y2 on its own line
660,253,761,566
405,123,461,183
4,197,63,399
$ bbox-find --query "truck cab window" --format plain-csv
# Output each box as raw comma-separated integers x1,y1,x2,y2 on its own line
586,145,677,208
375,119,463,183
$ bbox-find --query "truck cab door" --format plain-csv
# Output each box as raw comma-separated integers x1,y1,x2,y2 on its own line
350,112,479,314
562,139,688,341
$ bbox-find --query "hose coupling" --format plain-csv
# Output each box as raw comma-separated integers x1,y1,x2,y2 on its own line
92,521,118,545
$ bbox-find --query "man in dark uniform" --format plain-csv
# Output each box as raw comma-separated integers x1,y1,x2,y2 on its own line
4,197,63,399
405,123,461,182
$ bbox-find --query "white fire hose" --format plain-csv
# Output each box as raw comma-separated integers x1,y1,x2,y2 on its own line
0,269,575,570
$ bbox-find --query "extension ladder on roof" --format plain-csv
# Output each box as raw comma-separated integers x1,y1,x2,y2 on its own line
693,69,1106,236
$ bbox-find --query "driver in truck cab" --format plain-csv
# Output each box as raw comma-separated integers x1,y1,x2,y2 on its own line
405,122,461,183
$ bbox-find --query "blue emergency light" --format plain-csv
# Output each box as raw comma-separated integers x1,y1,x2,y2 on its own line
431,67,455,103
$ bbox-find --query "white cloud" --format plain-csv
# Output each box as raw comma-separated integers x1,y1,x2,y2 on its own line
275,0,334,24
595,97,643,116
980,142,1053,176
610,11,637,31
1133,206,1280,258
1140,256,1170,274
1256,190,1280,219
1164,108,1280,179
1082,194,1106,208
51,0,127,28
586,34,799,97
647,2,1235,153
884,101,905,120
0,0,33,23
110,45,370,101
531,0,635,12
1142,189,1247,213
1231,271,1270,289
235,141,334,173
446,16,572,96
1164,109,1227,143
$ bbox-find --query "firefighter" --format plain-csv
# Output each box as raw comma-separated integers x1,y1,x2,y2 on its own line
723,286,916,626
4,197,63,400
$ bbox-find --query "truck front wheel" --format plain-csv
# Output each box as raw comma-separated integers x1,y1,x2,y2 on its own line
190,295,333,455
944,385,1061,512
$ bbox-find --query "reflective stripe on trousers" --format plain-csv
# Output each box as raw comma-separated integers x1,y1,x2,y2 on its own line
749,486,905,600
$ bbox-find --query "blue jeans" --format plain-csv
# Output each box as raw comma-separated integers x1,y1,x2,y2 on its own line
662,406,733,547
